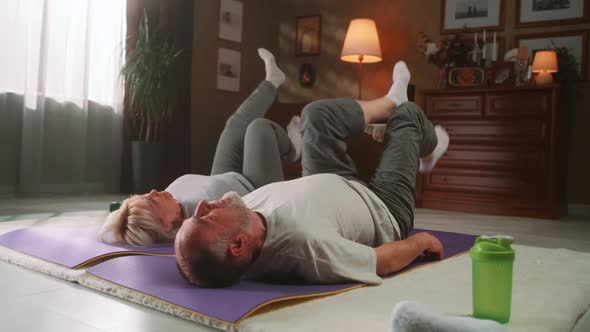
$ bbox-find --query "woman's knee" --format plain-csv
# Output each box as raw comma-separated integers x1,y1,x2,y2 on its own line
245,118,275,142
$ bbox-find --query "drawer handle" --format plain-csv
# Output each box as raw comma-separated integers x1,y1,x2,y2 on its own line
442,177,448,182
446,102,464,108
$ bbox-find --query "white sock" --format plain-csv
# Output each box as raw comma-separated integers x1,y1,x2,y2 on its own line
419,125,449,173
258,48,285,89
365,123,386,143
386,61,410,105
391,301,506,332
286,116,302,161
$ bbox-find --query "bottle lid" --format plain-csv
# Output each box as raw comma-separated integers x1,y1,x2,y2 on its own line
109,202,121,212
470,235,515,261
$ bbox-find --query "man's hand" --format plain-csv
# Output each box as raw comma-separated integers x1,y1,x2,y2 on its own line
414,232,444,259
374,232,445,277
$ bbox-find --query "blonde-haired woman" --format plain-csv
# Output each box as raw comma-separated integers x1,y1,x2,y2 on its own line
99,48,300,246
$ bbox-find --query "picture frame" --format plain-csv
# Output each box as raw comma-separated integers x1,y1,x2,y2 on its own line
217,48,241,92
491,61,515,85
441,0,504,34
516,0,590,28
296,15,321,56
299,63,317,88
515,31,589,80
218,0,243,43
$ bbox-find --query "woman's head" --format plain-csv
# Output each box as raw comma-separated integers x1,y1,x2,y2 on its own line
99,190,183,246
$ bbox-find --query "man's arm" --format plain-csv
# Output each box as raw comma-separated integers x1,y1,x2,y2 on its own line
374,232,444,277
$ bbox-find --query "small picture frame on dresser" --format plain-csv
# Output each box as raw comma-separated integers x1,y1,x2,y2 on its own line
491,61,515,85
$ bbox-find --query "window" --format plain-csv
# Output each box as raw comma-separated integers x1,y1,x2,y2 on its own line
0,0,126,109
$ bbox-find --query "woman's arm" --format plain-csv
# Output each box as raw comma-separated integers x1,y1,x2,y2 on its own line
374,232,444,277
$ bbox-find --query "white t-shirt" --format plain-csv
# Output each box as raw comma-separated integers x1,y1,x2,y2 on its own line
243,173,399,285
165,172,254,218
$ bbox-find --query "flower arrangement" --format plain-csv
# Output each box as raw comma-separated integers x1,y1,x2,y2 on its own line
418,32,475,69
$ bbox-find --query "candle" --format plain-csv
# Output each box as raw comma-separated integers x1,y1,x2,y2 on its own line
473,32,478,63
493,32,497,61
483,29,486,42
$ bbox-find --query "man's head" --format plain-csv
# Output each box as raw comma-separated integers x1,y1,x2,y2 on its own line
175,191,263,288
98,190,183,246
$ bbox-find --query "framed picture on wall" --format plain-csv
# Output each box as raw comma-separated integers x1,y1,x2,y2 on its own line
217,48,241,92
218,0,243,43
296,15,321,56
516,0,590,28
441,0,504,33
515,31,589,80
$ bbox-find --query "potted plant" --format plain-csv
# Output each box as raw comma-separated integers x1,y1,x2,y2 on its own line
121,10,182,193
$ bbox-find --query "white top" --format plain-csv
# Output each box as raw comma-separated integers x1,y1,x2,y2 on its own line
243,173,399,284
165,172,254,218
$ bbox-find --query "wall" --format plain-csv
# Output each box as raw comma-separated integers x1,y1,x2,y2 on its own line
264,0,590,206
271,0,440,104
190,0,276,175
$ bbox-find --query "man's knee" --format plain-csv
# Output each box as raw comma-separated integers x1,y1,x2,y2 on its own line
301,100,332,130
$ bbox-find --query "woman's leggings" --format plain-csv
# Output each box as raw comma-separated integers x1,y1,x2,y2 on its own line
210,80,295,189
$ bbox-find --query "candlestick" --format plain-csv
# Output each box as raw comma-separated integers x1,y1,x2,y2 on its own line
493,32,497,61
473,32,478,63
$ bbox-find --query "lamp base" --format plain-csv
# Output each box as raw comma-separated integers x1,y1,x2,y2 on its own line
535,72,554,86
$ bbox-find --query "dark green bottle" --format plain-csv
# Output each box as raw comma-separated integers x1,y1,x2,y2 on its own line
109,202,121,212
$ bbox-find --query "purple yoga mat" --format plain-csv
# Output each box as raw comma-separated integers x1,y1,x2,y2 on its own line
0,227,174,268
87,229,476,324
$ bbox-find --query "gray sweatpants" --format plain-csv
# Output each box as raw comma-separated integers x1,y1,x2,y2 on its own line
210,81,294,188
300,99,437,238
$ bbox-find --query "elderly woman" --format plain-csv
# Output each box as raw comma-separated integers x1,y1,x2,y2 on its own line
99,48,300,246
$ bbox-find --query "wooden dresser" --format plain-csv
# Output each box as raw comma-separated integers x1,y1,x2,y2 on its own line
417,86,561,219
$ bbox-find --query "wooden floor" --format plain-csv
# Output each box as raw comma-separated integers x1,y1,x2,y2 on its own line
0,194,589,332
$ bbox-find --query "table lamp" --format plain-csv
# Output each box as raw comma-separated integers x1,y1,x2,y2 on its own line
340,18,382,99
532,50,558,86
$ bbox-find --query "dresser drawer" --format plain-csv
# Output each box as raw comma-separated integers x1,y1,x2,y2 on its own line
437,120,547,143
427,95,483,118
486,91,552,118
438,144,545,171
422,168,546,198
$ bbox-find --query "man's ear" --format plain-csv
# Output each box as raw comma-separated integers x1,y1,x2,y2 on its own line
194,200,214,218
228,234,249,257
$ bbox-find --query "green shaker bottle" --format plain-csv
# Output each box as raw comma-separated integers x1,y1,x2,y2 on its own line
109,201,121,212
470,235,515,324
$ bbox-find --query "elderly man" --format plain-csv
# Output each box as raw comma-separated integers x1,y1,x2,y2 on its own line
175,61,449,288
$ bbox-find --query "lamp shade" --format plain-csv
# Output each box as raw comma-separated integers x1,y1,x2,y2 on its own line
531,50,558,73
340,19,382,63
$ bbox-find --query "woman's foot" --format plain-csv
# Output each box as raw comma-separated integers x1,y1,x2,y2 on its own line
286,116,302,161
258,48,285,88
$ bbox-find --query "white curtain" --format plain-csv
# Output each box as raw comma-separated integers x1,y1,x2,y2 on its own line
0,0,126,194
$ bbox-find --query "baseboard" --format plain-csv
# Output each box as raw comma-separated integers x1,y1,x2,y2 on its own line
0,185,16,195
39,183,105,193
568,204,590,218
